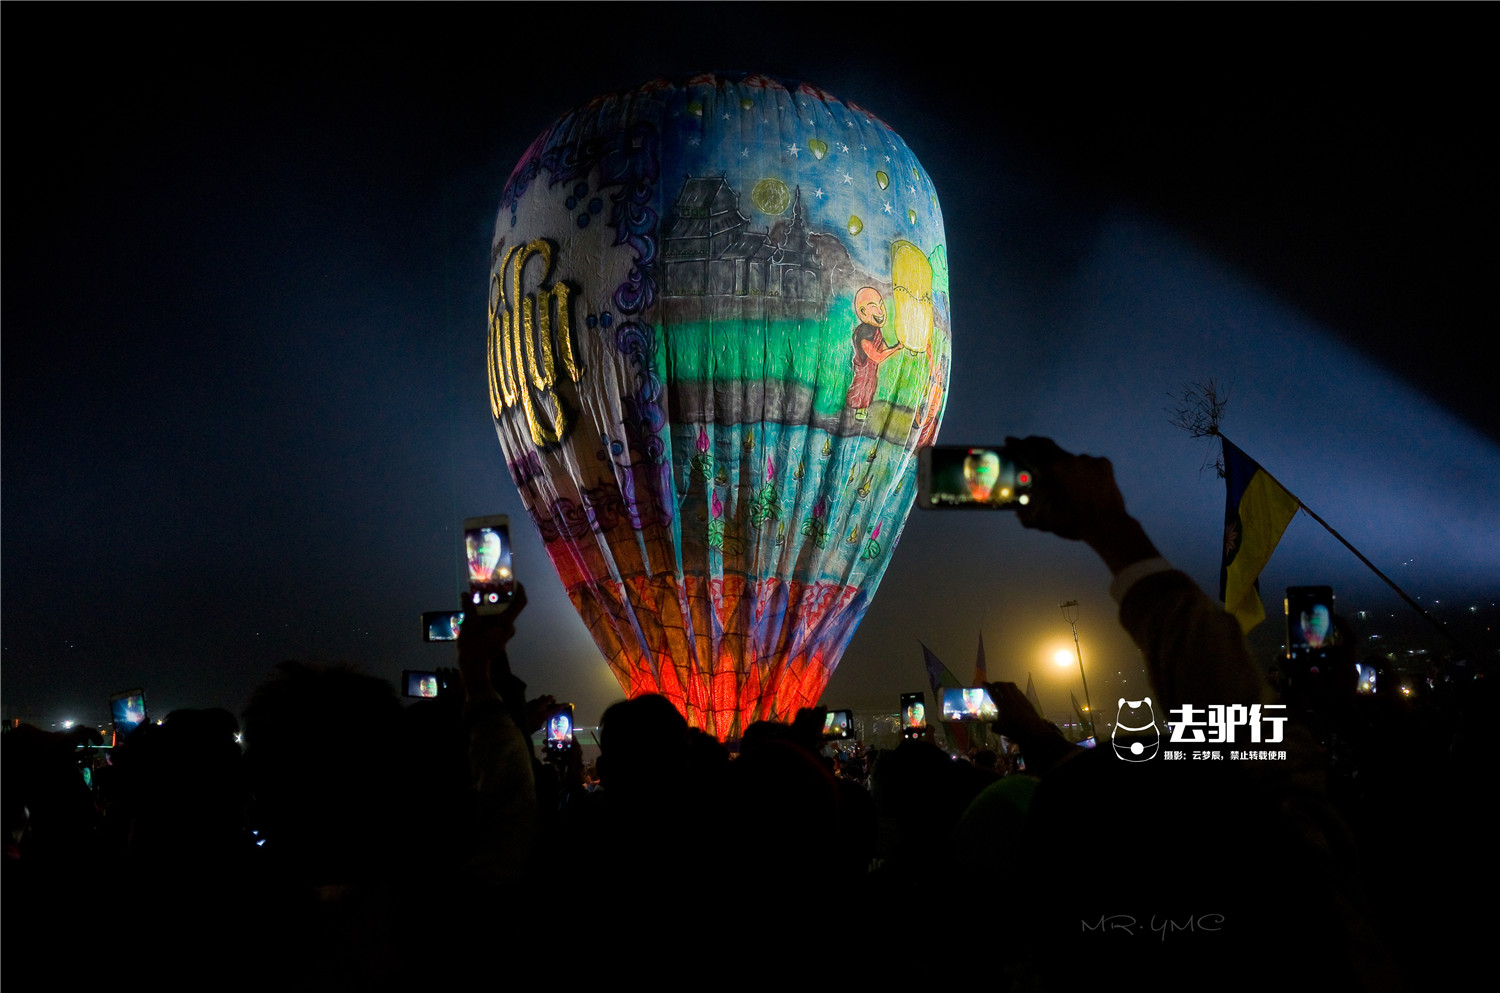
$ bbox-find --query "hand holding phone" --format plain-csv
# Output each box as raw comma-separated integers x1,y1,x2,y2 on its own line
456,583,528,702
985,681,1057,740
1005,437,1161,573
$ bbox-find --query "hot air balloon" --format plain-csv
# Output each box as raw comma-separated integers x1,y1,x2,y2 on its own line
964,449,1001,502
487,73,951,739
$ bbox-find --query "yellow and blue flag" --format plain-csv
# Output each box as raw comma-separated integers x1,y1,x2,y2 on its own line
1219,438,1301,633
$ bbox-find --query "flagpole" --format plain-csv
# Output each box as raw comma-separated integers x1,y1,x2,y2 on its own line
1221,433,1463,651
1059,600,1095,741
1290,499,1459,648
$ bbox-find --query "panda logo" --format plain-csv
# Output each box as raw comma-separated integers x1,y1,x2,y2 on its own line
1112,697,1160,762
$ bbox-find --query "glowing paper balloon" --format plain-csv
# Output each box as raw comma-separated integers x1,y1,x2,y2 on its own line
964,450,1001,502
487,73,951,738
467,530,503,582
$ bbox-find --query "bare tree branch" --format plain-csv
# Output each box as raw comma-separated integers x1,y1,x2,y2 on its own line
1169,379,1229,477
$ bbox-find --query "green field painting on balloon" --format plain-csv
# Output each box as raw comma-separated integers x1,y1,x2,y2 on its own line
660,303,944,425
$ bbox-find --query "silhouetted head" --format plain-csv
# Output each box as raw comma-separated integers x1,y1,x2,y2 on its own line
242,661,405,880
595,694,690,794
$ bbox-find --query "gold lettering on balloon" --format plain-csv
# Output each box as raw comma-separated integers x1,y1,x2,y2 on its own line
487,240,583,446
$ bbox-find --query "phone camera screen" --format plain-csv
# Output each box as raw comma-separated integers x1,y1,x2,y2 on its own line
1285,586,1335,662
925,447,1031,508
901,693,927,729
405,672,442,699
110,690,148,738
465,523,514,606
942,687,998,721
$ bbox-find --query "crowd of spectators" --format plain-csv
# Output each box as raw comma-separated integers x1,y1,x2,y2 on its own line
5,439,1489,989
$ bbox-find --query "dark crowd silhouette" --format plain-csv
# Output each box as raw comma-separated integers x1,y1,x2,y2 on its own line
5,439,1491,989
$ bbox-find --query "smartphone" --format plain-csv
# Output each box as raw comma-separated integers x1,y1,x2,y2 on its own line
543,704,575,756
822,709,854,740
1355,663,1377,696
109,688,148,740
941,687,999,722
422,610,465,642
916,446,1033,509
1285,586,1335,662
402,670,448,699
900,692,927,739
463,515,514,614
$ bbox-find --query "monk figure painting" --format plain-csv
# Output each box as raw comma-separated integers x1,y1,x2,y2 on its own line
846,287,903,421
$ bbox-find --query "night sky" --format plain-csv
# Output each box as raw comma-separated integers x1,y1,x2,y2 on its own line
4,7,1495,731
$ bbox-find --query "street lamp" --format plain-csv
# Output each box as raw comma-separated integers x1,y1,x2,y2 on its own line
1059,600,1096,742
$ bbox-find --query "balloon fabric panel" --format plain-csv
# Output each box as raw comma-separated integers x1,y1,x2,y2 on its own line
489,73,950,739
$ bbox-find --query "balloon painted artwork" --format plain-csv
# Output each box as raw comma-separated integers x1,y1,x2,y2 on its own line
488,73,950,738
